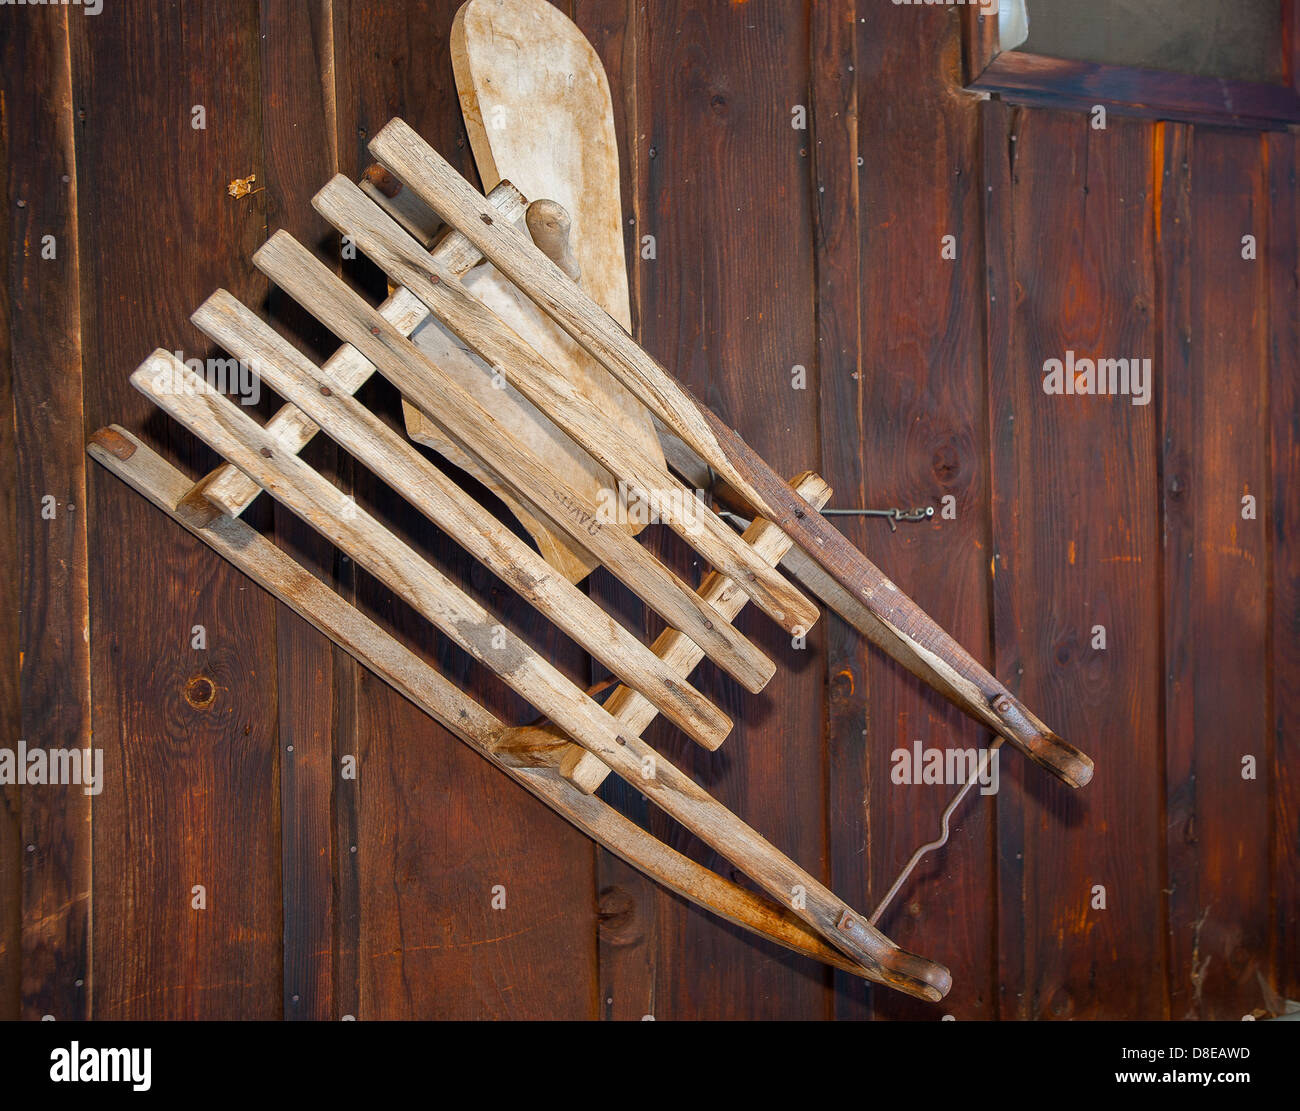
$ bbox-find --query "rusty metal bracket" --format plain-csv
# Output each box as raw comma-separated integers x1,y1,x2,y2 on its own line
869,739,1004,925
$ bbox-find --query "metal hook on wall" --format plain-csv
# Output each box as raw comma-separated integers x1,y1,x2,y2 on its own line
823,505,936,532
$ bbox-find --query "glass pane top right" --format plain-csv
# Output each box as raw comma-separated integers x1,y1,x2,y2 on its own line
1014,0,1286,85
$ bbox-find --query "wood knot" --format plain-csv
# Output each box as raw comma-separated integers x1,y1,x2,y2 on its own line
184,675,216,709
1048,988,1075,1018
597,886,643,946
931,439,961,484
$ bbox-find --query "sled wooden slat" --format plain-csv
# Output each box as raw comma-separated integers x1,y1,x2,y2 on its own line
544,470,833,793
190,289,732,752
250,231,775,694
188,179,527,525
311,174,820,636
137,353,692,782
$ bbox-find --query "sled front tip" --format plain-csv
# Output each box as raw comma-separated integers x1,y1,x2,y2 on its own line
878,948,954,1003
991,693,1095,788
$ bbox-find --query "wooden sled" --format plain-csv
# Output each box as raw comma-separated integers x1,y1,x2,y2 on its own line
88,115,1094,1003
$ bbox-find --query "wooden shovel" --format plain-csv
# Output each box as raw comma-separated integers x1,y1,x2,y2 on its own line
400,0,663,584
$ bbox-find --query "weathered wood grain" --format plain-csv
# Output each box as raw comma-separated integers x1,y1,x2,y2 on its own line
136,354,653,787
969,52,1300,133
70,0,282,1018
0,0,1290,1021
526,200,582,281
1162,126,1272,1020
810,0,868,1024
629,0,833,1020
401,0,666,587
368,115,1093,788
570,0,662,1021
258,0,345,1022
2,6,91,1022
1268,130,1300,1005
132,353,951,999
544,471,834,793
960,0,1002,83
0,10,22,1022
987,104,1164,1019
196,181,523,524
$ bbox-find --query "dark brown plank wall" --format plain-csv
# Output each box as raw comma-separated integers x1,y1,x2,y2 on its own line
1162,126,1273,1021
2,8,92,1021
71,0,283,1019
0,11,19,1021
1269,130,1300,1005
985,104,1165,1019
0,0,1295,1021
811,0,870,1024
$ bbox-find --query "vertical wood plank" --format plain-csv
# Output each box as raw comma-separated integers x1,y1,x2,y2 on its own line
637,0,830,1019
988,106,1165,1019
260,0,346,1022
0,172,15,1023
1268,130,1300,1006
842,0,996,1021
813,0,872,1025
71,0,283,1018
332,0,597,1019
1162,127,1273,1020
0,13,23,1022
4,7,92,1021
980,100,1023,1017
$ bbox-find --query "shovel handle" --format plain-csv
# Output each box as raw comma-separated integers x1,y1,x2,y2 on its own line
525,198,581,281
